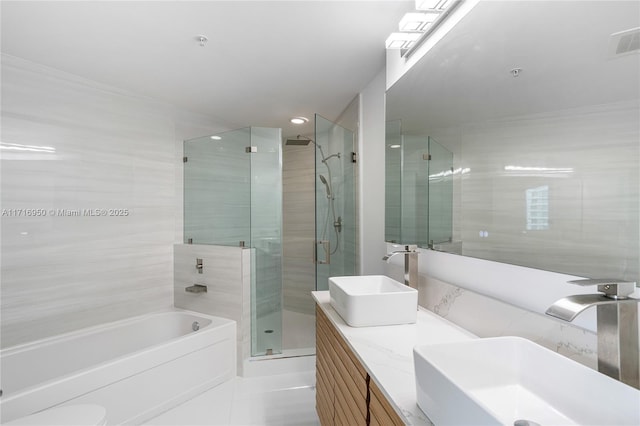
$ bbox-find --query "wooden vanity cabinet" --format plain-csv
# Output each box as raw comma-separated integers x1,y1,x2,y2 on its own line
316,305,404,426
369,379,404,426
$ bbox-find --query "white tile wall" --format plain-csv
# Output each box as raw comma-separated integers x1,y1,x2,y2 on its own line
173,244,251,374
282,144,316,315
0,55,226,348
1,55,176,347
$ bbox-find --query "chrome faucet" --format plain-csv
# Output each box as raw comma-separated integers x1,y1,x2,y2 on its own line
546,279,639,389
383,245,418,290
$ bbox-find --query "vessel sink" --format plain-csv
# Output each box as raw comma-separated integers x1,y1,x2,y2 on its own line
329,275,417,327
414,336,640,425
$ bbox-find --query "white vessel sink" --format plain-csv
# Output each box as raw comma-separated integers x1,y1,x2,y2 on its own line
329,275,417,327
414,336,640,426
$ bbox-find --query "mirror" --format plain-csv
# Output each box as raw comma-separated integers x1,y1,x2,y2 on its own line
385,125,454,247
385,0,640,283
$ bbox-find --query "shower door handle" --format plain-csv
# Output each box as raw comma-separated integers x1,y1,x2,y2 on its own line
315,240,331,265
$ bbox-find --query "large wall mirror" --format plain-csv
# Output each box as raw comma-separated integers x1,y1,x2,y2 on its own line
385,0,640,283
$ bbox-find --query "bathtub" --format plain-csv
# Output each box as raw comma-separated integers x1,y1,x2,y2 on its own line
0,309,236,424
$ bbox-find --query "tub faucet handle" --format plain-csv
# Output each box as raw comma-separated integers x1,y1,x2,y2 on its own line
196,258,203,274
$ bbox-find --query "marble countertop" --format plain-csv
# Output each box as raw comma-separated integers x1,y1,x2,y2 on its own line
312,291,477,425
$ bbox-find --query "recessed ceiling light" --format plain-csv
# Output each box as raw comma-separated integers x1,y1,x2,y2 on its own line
290,117,309,125
210,135,222,140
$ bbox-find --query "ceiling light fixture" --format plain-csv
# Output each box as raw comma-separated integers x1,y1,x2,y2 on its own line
385,32,422,49
389,144,402,149
210,135,222,140
290,117,309,125
386,0,464,55
399,11,440,32
416,0,451,10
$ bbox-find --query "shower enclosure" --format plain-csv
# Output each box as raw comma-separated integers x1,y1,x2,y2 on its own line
184,118,355,359
184,127,282,356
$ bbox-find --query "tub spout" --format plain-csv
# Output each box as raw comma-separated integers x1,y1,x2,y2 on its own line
185,284,207,294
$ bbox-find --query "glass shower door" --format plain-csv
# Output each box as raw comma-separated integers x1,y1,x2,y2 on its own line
314,114,356,291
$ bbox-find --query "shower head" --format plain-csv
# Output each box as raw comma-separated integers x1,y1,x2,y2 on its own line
285,139,312,146
319,174,332,198
285,135,316,146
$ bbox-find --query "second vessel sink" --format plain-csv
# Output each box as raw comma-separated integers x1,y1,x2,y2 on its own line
414,336,640,425
329,275,418,327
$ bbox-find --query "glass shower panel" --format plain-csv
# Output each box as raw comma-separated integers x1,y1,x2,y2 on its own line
249,127,283,356
428,137,454,246
183,128,251,246
315,114,356,291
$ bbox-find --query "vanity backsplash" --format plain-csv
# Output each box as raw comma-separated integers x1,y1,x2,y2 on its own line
402,270,598,370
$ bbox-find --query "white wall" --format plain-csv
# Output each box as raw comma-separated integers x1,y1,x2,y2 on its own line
358,69,387,275
0,55,227,347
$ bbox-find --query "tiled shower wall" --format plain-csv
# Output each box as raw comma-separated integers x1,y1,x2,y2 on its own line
282,144,316,315
0,55,225,347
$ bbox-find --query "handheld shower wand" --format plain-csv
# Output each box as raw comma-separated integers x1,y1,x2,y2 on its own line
319,174,332,198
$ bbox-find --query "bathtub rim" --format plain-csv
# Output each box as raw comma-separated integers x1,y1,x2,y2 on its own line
0,307,231,356
0,308,237,424
0,308,236,399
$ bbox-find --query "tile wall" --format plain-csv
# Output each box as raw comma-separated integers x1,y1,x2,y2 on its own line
0,55,225,347
282,144,316,316
174,244,250,374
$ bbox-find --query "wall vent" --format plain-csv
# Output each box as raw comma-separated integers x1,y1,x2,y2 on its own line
610,27,640,57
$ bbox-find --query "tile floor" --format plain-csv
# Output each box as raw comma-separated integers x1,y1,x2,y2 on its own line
143,370,320,426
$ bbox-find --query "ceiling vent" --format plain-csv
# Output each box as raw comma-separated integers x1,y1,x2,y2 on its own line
610,27,640,57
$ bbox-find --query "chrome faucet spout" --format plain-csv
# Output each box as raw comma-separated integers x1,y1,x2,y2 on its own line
545,278,639,389
382,245,418,289
545,294,637,322
382,251,402,262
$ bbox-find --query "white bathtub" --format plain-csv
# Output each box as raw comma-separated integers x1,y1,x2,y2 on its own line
0,309,236,425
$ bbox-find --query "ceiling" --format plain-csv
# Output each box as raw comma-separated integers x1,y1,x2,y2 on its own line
1,0,413,137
